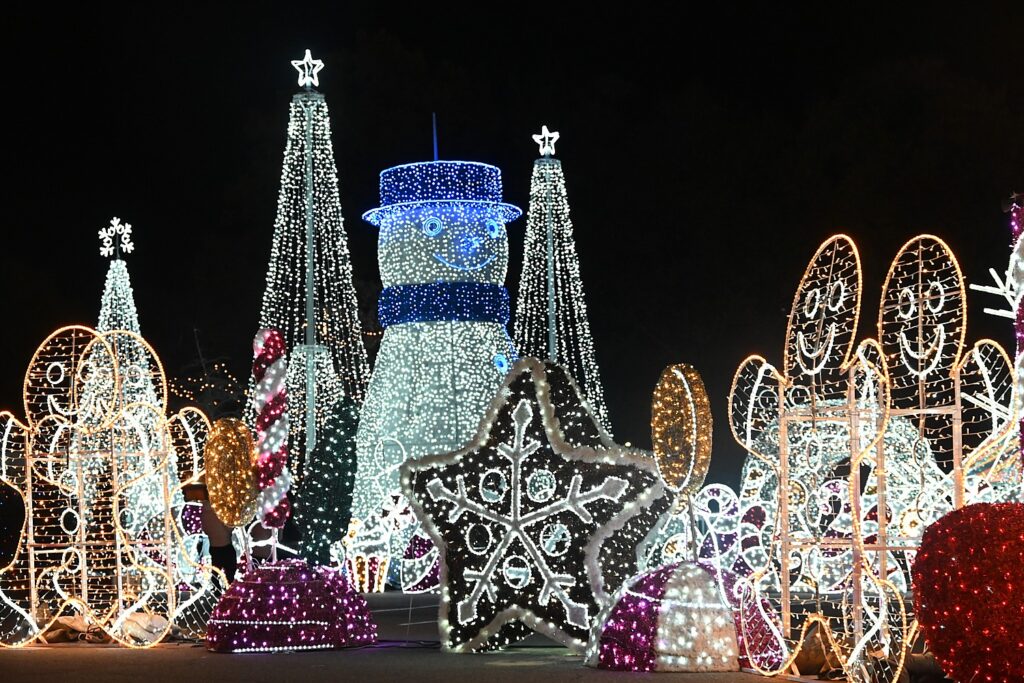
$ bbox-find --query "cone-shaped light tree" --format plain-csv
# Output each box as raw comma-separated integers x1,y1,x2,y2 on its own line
251,50,370,487
92,217,180,533
513,126,612,433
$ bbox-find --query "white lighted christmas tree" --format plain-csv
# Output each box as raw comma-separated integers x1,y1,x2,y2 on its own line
253,50,370,477
97,218,140,333
91,217,181,534
513,126,611,432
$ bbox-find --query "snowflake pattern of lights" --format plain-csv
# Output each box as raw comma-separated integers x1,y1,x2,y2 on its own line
401,358,672,652
98,216,135,258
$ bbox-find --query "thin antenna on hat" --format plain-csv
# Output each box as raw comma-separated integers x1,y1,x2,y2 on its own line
432,112,439,161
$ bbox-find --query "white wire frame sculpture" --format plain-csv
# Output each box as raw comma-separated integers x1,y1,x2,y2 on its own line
0,326,225,647
729,235,909,681
727,234,1021,680
871,235,1020,651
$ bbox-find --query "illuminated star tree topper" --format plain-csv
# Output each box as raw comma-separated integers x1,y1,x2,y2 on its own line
513,130,613,433
532,125,559,157
291,49,325,88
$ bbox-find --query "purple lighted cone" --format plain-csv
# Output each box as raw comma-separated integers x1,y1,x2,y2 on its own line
206,559,377,653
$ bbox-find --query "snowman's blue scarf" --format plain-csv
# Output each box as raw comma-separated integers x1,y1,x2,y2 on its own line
378,282,510,328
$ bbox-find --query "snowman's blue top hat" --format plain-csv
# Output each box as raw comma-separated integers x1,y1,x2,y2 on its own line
362,160,522,227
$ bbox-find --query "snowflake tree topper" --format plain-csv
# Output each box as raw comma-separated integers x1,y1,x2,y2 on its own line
400,358,672,652
532,125,559,157
291,49,324,88
98,217,135,259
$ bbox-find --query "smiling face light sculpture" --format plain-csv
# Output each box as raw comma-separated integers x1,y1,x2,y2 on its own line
879,235,1018,516
783,235,862,392
880,235,966,401
728,235,914,682
350,161,521,588
871,235,1020,653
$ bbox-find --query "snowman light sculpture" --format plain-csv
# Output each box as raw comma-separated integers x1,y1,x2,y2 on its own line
351,161,521,583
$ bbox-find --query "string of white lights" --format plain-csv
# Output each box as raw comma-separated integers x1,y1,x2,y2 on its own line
252,54,369,475
513,128,612,433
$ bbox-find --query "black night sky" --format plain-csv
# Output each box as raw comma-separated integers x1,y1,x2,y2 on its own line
2,5,1021,487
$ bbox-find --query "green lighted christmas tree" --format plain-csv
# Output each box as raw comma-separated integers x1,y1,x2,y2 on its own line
293,397,359,566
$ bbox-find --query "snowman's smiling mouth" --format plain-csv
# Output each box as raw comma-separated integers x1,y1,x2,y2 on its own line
899,325,945,378
434,253,495,272
796,324,837,375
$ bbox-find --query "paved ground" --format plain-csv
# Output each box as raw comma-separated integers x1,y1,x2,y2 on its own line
0,593,765,683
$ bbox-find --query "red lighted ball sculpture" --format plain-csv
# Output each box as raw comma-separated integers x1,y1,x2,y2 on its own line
912,502,1024,683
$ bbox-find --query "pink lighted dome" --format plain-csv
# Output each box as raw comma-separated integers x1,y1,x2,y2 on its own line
206,559,377,653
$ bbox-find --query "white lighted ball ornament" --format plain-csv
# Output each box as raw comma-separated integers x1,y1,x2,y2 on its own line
586,562,740,672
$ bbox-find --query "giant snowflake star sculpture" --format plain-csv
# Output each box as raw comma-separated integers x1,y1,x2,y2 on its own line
401,358,672,652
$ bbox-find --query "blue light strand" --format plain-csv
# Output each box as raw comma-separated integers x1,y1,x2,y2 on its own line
381,161,503,205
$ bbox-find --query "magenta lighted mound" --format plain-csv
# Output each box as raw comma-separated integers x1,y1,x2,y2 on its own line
206,559,377,653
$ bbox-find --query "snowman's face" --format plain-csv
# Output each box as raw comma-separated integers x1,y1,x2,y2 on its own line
879,235,964,385
378,203,508,287
784,235,861,381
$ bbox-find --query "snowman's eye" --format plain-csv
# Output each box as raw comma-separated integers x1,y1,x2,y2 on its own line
898,287,916,320
802,288,821,319
485,219,504,239
827,281,846,312
925,280,945,314
421,217,444,237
